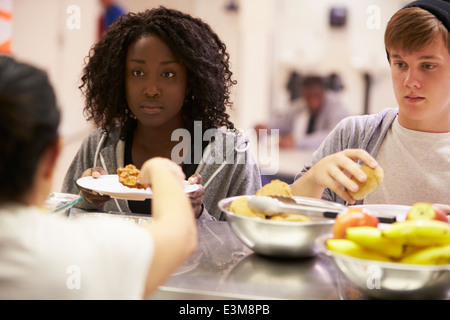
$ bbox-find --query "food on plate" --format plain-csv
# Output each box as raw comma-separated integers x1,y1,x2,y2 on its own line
326,219,450,264
347,164,384,200
255,179,292,197
117,164,146,189
331,207,379,239
406,202,448,223
229,179,310,222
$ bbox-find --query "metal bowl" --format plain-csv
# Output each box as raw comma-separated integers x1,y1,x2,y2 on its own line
316,234,450,299
218,196,337,258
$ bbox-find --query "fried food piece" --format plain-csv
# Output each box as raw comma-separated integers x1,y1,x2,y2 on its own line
117,164,146,189
229,197,265,219
256,179,292,197
270,213,311,222
347,165,384,200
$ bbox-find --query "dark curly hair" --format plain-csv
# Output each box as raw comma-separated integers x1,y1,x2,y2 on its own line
80,6,236,139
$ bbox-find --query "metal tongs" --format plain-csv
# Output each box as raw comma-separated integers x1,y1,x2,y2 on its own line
248,195,345,218
247,195,397,223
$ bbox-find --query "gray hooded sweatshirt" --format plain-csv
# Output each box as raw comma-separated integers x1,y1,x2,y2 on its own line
61,127,262,220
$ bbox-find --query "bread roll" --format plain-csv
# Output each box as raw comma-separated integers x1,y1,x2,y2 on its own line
229,196,266,219
269,213,311,222
255,179,292,197
348,165,384,200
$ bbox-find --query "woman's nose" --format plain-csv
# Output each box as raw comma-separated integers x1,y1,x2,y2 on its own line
143,79,161,98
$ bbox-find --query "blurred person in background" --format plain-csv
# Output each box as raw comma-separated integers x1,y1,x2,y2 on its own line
291,0,450,213
62,7,261,221
98,0,126,38
0,56,197,299
256,75,350,150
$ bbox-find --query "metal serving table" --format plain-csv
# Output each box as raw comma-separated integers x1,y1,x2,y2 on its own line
68,207,450,301
148,220,344,300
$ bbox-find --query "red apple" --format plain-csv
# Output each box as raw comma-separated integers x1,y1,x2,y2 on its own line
332,207,379,239
406,202,449,223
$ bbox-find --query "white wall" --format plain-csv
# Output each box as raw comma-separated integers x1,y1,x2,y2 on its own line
12,0,101,191
10,0,405,192
12,0,98,135
270,0,402,118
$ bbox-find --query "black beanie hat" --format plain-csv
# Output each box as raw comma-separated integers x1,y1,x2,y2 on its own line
405,0,450,31
386,0,450,61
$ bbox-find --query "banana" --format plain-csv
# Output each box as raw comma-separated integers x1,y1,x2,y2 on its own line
400,244,450,265
402,245,426,258
326,239,391,262
382,219,450,247
345,226,404,258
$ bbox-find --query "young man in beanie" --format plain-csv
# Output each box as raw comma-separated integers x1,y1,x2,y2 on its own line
0,56,197,299
291,0,450,213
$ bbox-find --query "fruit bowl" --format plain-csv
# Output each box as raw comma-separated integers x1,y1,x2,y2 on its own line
316,234,450,299
217,196,336,258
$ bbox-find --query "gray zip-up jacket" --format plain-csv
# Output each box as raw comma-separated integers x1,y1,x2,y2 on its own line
295,108,398,205
61,128,262,220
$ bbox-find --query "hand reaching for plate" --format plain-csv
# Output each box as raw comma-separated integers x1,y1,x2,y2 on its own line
78,166,111,207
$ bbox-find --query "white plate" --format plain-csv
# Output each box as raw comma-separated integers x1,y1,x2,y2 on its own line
76,174,199,201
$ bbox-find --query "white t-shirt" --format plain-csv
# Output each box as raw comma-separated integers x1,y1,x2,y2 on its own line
365,117,450,205
0,203,153,299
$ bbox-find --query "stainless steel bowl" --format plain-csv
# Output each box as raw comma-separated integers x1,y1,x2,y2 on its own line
218,196,337,258
316,234,450,299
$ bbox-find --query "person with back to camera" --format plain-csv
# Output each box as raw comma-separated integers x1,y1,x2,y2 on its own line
291,0,450,216
0,56,197,299
61,7,262,221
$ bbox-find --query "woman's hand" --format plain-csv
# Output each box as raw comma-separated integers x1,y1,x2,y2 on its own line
187,173,205,218
292,149,381,204
78,166,111,207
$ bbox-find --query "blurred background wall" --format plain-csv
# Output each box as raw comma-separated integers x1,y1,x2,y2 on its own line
7,0,408,191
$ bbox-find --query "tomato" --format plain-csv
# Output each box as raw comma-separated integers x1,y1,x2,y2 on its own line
332,207,379,239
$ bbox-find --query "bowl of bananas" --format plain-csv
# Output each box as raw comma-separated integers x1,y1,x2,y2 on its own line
317,204,450,300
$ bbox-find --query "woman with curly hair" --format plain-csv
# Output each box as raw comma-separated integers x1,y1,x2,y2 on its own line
62,7,262,220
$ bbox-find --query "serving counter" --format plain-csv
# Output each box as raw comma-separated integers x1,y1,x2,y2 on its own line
68,208,450,300
147,219,344,300
69,207,348,300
